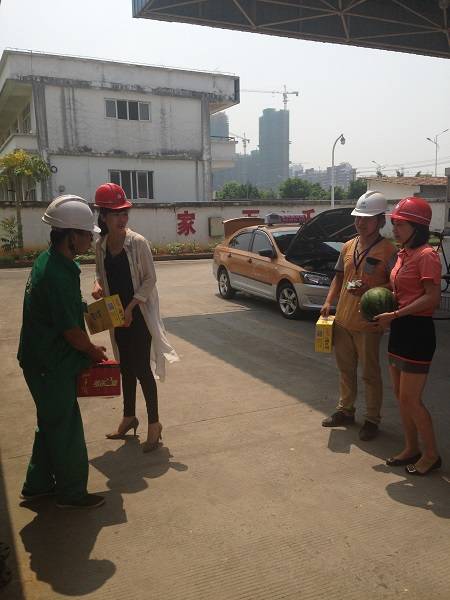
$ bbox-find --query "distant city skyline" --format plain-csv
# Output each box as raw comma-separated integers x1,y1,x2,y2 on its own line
1,0,449,176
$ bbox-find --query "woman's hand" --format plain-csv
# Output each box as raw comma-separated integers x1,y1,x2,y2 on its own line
92,281,104,300
372,311,396,330
123,305,134,327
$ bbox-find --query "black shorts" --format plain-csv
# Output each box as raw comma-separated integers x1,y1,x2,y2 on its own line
388,316,436,373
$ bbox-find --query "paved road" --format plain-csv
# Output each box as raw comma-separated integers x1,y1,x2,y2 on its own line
2,259,450,599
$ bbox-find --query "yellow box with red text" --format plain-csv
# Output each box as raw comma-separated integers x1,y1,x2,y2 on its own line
315,316,335,353
84,295,125,334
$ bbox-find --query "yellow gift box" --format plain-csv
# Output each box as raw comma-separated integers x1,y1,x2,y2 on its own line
85,294,125,334
315,316,335,353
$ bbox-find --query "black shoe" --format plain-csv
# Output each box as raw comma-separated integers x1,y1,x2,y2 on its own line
20,488,56,501
359,420,379,441
386,453,421,467
322,411,355,427
56,494,105,509
405,456,442,476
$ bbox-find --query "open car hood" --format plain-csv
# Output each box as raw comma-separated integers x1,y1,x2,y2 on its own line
285,207,356,259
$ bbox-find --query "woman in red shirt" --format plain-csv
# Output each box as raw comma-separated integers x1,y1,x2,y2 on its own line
375,197,442,476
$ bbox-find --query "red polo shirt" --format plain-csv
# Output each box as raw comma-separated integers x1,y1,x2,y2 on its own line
391,244,441,316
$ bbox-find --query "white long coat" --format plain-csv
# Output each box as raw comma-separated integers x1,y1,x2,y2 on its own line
95,229,179,380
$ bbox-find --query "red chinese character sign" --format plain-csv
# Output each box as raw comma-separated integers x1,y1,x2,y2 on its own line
242,209,260,217
177,210,196,236
302,209,315,221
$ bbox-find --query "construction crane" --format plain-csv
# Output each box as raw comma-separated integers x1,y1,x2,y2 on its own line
241,84,299,110
230,131,250,155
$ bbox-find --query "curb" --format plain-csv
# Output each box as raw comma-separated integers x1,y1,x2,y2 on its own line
0,253,214,269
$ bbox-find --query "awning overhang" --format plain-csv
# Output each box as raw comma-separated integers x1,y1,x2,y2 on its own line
132,1,450,60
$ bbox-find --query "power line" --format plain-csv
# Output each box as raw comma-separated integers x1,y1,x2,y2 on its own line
354,155,450,171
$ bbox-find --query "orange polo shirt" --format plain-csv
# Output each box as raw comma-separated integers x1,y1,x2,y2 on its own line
335,236,397,332
391,245,441,317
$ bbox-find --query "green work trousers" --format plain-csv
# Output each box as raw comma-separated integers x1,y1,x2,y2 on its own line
22,369,88,503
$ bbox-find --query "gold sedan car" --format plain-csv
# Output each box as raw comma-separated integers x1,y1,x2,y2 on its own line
213,208,356,319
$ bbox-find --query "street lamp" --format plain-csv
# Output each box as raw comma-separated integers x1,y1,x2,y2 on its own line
426,128,449,177
331,133,345,208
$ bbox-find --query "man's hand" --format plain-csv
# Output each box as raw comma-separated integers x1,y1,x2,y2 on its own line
347,282,369,297
64,328,108,362
88,345,108,363
320,301,332,318
92,281,104,300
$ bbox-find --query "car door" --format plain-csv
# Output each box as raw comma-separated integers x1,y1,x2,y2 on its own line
226,230,255,291
247,230,277,299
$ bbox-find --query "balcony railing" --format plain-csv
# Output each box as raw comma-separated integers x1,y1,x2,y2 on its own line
0,133,38,155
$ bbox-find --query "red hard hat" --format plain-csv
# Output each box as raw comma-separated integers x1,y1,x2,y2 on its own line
388,196,432,226
94,183,132,210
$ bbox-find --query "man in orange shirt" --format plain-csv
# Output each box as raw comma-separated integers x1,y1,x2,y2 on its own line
321,191,397,440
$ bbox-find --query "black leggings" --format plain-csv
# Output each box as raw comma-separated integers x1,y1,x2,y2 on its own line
114,310,158,423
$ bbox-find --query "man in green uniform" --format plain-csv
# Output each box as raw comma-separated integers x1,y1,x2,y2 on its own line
18,195,108,509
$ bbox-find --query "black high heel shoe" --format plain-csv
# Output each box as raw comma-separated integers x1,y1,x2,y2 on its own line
386,453,421,467
106,417,139,439
405,456,442,476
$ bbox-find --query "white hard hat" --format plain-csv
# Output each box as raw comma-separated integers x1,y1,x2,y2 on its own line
351,190,387,217
42,195,101,233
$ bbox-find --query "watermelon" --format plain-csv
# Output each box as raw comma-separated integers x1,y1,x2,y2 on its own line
360,287,397,321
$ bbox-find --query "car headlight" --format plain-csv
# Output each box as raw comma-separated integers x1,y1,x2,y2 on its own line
302,272,331,286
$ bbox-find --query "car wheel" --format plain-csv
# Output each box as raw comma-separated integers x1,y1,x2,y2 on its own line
218,267,236,299
277,282,302,319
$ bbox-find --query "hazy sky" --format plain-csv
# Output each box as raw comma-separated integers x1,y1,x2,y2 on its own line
1,0,450,176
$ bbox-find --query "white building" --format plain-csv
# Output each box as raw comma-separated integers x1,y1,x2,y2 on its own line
366,176,448,201
0,50,239,203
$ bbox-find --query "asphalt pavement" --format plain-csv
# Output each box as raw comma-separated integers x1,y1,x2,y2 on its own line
1,259,450,600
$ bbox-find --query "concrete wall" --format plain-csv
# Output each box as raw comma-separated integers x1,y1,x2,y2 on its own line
1,199,446,250
0,51,238,103
48,155,202,203
45,85,202,155
366,180,420,199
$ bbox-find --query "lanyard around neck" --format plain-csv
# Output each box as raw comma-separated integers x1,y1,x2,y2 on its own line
353,235,382,271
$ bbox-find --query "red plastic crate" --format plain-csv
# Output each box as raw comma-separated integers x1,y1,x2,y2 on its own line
77,360,121,398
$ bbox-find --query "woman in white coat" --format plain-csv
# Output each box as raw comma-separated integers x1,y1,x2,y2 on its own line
92,183,178,452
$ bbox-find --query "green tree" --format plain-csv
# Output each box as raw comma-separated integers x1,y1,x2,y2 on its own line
396,169,404,177
309,182,328,200
332,186,346,201
279,177,311,198
0,149,51,248
347,178,367,199
259,188,277,199
216,181,260,199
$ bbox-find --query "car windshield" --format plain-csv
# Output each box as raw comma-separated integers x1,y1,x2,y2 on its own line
323,241,343,252
271,228,300,254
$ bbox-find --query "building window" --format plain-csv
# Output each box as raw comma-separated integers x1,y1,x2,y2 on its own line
105,99,116,118
109,170,154,200
105,99,151,121
21,104,31,133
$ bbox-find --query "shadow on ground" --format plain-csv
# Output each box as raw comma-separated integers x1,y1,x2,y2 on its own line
0,450,24,599
18,490,126,596
90,438,188,493
165,297,450,516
